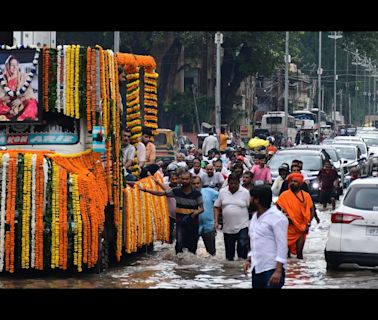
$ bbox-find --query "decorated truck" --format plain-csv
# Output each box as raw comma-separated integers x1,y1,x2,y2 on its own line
0,42,169,273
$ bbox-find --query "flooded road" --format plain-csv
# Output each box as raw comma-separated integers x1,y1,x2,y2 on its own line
2,201,378,288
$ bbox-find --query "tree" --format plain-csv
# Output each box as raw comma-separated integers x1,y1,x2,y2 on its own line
219,32,302,124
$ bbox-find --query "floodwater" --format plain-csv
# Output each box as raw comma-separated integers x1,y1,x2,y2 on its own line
2,201,378,288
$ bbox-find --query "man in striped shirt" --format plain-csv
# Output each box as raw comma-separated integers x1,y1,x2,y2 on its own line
140,171,204,254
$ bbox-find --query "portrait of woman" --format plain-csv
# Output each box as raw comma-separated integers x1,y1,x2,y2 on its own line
0,54,39,122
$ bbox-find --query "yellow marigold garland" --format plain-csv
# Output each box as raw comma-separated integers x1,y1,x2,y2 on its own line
21,153,32,269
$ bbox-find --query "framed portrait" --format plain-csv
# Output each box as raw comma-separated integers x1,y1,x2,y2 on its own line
0,47,42,124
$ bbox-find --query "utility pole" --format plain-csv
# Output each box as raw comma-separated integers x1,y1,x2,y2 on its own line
214,32,223,134
114,31,120,52
328,32,343,133
355,50,359,124
322,84,325,112
339,89,343,123
317,31,322,135
284,31,290,142
346,50,350,125
368,59,372,126
364,57,367,125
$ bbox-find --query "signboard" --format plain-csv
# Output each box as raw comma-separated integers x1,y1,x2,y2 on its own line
0,132,79,145
240,125,252,138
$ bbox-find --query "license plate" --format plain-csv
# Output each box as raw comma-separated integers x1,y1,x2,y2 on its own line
366,227,378,236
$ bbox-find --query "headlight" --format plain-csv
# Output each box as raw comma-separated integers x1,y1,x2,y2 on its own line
311,182,319,189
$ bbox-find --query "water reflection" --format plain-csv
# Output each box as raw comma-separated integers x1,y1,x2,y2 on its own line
3,199,378,288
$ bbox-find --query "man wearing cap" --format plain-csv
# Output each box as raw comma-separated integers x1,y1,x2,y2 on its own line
276,173,312,259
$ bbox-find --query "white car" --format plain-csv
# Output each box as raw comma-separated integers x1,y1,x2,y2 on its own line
325,177,378,270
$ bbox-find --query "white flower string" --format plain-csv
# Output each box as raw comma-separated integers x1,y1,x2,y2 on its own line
63,45,67,115
56,45,62,113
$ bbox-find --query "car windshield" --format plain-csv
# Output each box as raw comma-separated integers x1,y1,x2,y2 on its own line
323,148,339,162
154,133,168,146
361,137,378,146
344,185,378,210
268,153,322,171
333,146,357,160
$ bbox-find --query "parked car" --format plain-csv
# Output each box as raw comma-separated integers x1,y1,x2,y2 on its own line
331,144,369,182
267,149,328,201
325,177,378,270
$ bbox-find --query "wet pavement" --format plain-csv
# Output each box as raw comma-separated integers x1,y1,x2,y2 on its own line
2,201,378,288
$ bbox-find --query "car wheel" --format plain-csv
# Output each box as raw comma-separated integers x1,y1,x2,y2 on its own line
326,262,339,271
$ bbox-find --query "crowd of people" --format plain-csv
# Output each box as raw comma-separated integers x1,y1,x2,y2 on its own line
122,126,331,289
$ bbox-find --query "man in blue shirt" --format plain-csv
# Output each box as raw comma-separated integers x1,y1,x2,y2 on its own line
192,175,219,256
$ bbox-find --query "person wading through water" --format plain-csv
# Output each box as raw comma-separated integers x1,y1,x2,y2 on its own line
276,173,312,259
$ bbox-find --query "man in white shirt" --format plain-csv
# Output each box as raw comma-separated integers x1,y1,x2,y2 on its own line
189,158,207,181
202,132,219,156
243,185,288,289
202,164,224,191
214,173,250,261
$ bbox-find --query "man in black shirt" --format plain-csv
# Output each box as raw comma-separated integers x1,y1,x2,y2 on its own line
140,171,204,254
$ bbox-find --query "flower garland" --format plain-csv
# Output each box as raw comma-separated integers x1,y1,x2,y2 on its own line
21,153,32,269
71,174,82,272
56,46,62,112
86,47,92,131
64,45,71,117
35,155,44,270
62,45,67,115
5,153,16,273
50,162,59,269
0,153,8,272
143,71,159,134
126,69,142,177
0,46,40,98
30,154,37,268
43,47,49,112
59,167,68,270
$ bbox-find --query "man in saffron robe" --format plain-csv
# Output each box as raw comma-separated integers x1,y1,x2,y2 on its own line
276,173,312,259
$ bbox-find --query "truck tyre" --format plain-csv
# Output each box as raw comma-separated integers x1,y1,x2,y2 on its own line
326,262,339,271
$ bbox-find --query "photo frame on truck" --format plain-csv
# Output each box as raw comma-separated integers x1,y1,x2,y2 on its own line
0,47,42,124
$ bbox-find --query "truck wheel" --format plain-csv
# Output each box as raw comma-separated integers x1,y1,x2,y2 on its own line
326,262,339,271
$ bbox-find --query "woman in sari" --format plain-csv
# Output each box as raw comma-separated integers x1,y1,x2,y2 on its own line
0,55,38,121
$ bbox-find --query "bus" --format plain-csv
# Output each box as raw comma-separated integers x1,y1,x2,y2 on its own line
311,108,327,127
292,110,316,130
261,111,297,144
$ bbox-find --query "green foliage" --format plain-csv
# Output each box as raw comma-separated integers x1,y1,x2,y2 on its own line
163,91,214,131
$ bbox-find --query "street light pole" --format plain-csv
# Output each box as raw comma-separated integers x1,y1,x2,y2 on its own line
317,31,322,140
284,31,290,142
215,32,223,134
328,32,342,133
